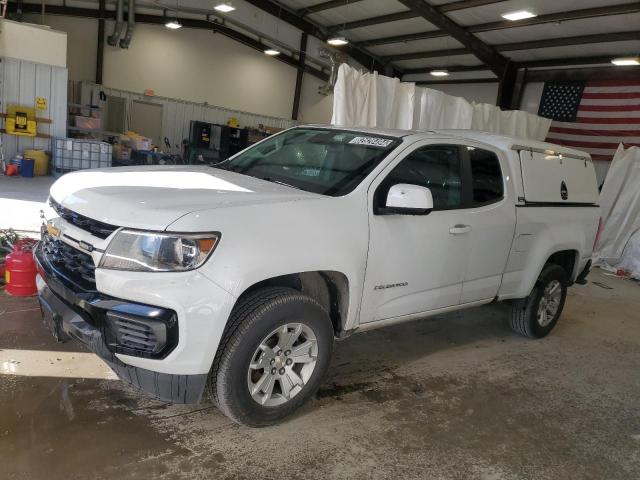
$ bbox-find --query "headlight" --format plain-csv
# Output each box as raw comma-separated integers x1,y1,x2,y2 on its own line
100,230,220,272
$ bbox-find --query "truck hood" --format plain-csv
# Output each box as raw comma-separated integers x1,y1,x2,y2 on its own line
50,166,322,231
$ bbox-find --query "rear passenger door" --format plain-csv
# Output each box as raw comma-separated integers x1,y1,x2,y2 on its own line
460,146,516,303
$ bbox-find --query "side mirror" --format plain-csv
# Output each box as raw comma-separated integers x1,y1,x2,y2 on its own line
383,184,434,215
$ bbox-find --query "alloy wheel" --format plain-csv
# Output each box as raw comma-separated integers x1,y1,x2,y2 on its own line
247,323,318,407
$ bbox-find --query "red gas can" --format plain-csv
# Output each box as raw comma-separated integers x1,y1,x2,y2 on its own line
5,240,38,296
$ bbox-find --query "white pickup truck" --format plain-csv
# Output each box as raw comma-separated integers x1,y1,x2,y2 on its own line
36,126,600,426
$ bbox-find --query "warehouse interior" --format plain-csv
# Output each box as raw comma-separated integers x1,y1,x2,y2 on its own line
1,0,639,479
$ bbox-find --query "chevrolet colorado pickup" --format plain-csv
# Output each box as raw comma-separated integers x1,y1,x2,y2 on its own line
36,126,600,426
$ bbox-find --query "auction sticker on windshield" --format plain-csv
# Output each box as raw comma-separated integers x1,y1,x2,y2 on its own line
349,137,394,148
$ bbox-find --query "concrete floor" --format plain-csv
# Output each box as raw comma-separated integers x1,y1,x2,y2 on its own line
1,268,639,480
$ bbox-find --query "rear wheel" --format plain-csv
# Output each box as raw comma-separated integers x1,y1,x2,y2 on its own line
208,287,333,427
509,264,568,338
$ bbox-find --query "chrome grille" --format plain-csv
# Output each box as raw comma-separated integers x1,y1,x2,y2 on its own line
50,198,118,239
41,235,96,291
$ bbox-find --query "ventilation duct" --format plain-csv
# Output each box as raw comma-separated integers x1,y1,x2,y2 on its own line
107,0,125,46
317,48,346,96
119,0,136,49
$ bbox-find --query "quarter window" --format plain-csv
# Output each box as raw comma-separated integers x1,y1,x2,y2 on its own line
378,145,463,210
469,147,503,205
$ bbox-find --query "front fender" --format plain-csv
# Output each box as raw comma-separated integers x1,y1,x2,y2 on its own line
169,195,369,332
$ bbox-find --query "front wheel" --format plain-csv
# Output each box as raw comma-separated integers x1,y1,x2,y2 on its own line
509,264,568,339
208,287,334,427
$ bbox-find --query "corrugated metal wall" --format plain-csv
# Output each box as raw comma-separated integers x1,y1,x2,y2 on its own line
0,57,68,160
80,82,295,149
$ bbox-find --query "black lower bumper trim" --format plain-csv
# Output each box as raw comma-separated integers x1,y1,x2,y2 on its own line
38,282,207,404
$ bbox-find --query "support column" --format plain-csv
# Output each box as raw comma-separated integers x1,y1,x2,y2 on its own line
496,61,518,109
96,0,106,84
291,32,308,121
509,67,527,110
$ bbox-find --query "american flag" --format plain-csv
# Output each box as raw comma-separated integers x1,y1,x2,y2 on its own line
538,79,640,161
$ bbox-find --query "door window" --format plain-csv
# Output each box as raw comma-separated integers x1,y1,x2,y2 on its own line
377,145,463,210
468,147,503,205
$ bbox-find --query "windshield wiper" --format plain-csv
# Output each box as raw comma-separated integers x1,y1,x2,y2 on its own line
259,177,301,190
211,162,231,170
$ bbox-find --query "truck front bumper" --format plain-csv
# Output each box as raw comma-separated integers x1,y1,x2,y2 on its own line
35,240,237,404
36,273,208,404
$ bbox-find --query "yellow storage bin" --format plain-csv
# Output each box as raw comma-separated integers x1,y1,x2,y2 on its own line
23,149,50,176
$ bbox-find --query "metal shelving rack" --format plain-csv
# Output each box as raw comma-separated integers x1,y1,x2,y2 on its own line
67,103,103,139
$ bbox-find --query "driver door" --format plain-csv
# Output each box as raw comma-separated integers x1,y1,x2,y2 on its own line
360,143,472,323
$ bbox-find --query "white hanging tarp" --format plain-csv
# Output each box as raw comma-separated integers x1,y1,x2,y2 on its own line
593,145,640,270
331,67,416,129
413,87,473,130
332,64,551,141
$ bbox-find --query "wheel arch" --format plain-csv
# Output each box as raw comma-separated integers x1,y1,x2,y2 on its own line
545,250,580,284
239,271,350,336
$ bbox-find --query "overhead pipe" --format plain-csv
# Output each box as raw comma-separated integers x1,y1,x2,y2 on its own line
107,0,124,46
317,48,345,96
151,0,330,72
119,0,135,48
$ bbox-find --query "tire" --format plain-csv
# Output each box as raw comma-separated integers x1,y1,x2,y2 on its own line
509,264,568,339
207,287,334,427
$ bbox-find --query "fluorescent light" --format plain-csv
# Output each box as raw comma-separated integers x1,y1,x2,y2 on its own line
214,2,235,13
501,10,537,21
327,36,349,46
430,70,449,77
264,49,280,56
165,19,182,29
611,57,640,66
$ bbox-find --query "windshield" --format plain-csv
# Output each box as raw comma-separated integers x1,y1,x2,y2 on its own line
215,127,400,196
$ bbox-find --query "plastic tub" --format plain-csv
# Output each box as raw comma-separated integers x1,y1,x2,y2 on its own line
20,158,35,177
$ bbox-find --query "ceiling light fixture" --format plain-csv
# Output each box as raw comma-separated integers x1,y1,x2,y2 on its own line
165,19,182,29
264,49,280,56
214,2,235,13
430,70,449,77
611,57,640,66
501,10,537,21
327,36,349,46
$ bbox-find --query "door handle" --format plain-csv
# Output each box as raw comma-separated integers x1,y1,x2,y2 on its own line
449,224,471,235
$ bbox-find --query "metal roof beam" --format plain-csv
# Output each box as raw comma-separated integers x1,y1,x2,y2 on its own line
469,2,640,34
405,56,636,81
241,0,388,72
386,30,640,61
521,56,624,69
415,78,499,85
298,0,365,16
360,2,640,47
327,0,506,32
7,2,330,81
328,10,418,31
403,64,491,75
395,0,509,75
392,47,470,61
439,0,507,13
496,31,640,52
526,66,640,82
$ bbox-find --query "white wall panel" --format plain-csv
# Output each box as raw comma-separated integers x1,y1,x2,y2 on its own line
81,82,295,150
0,19,67,68
24,15,329,125
0,57,68,160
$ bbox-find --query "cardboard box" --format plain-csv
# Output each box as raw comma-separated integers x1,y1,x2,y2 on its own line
75,116,101,130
